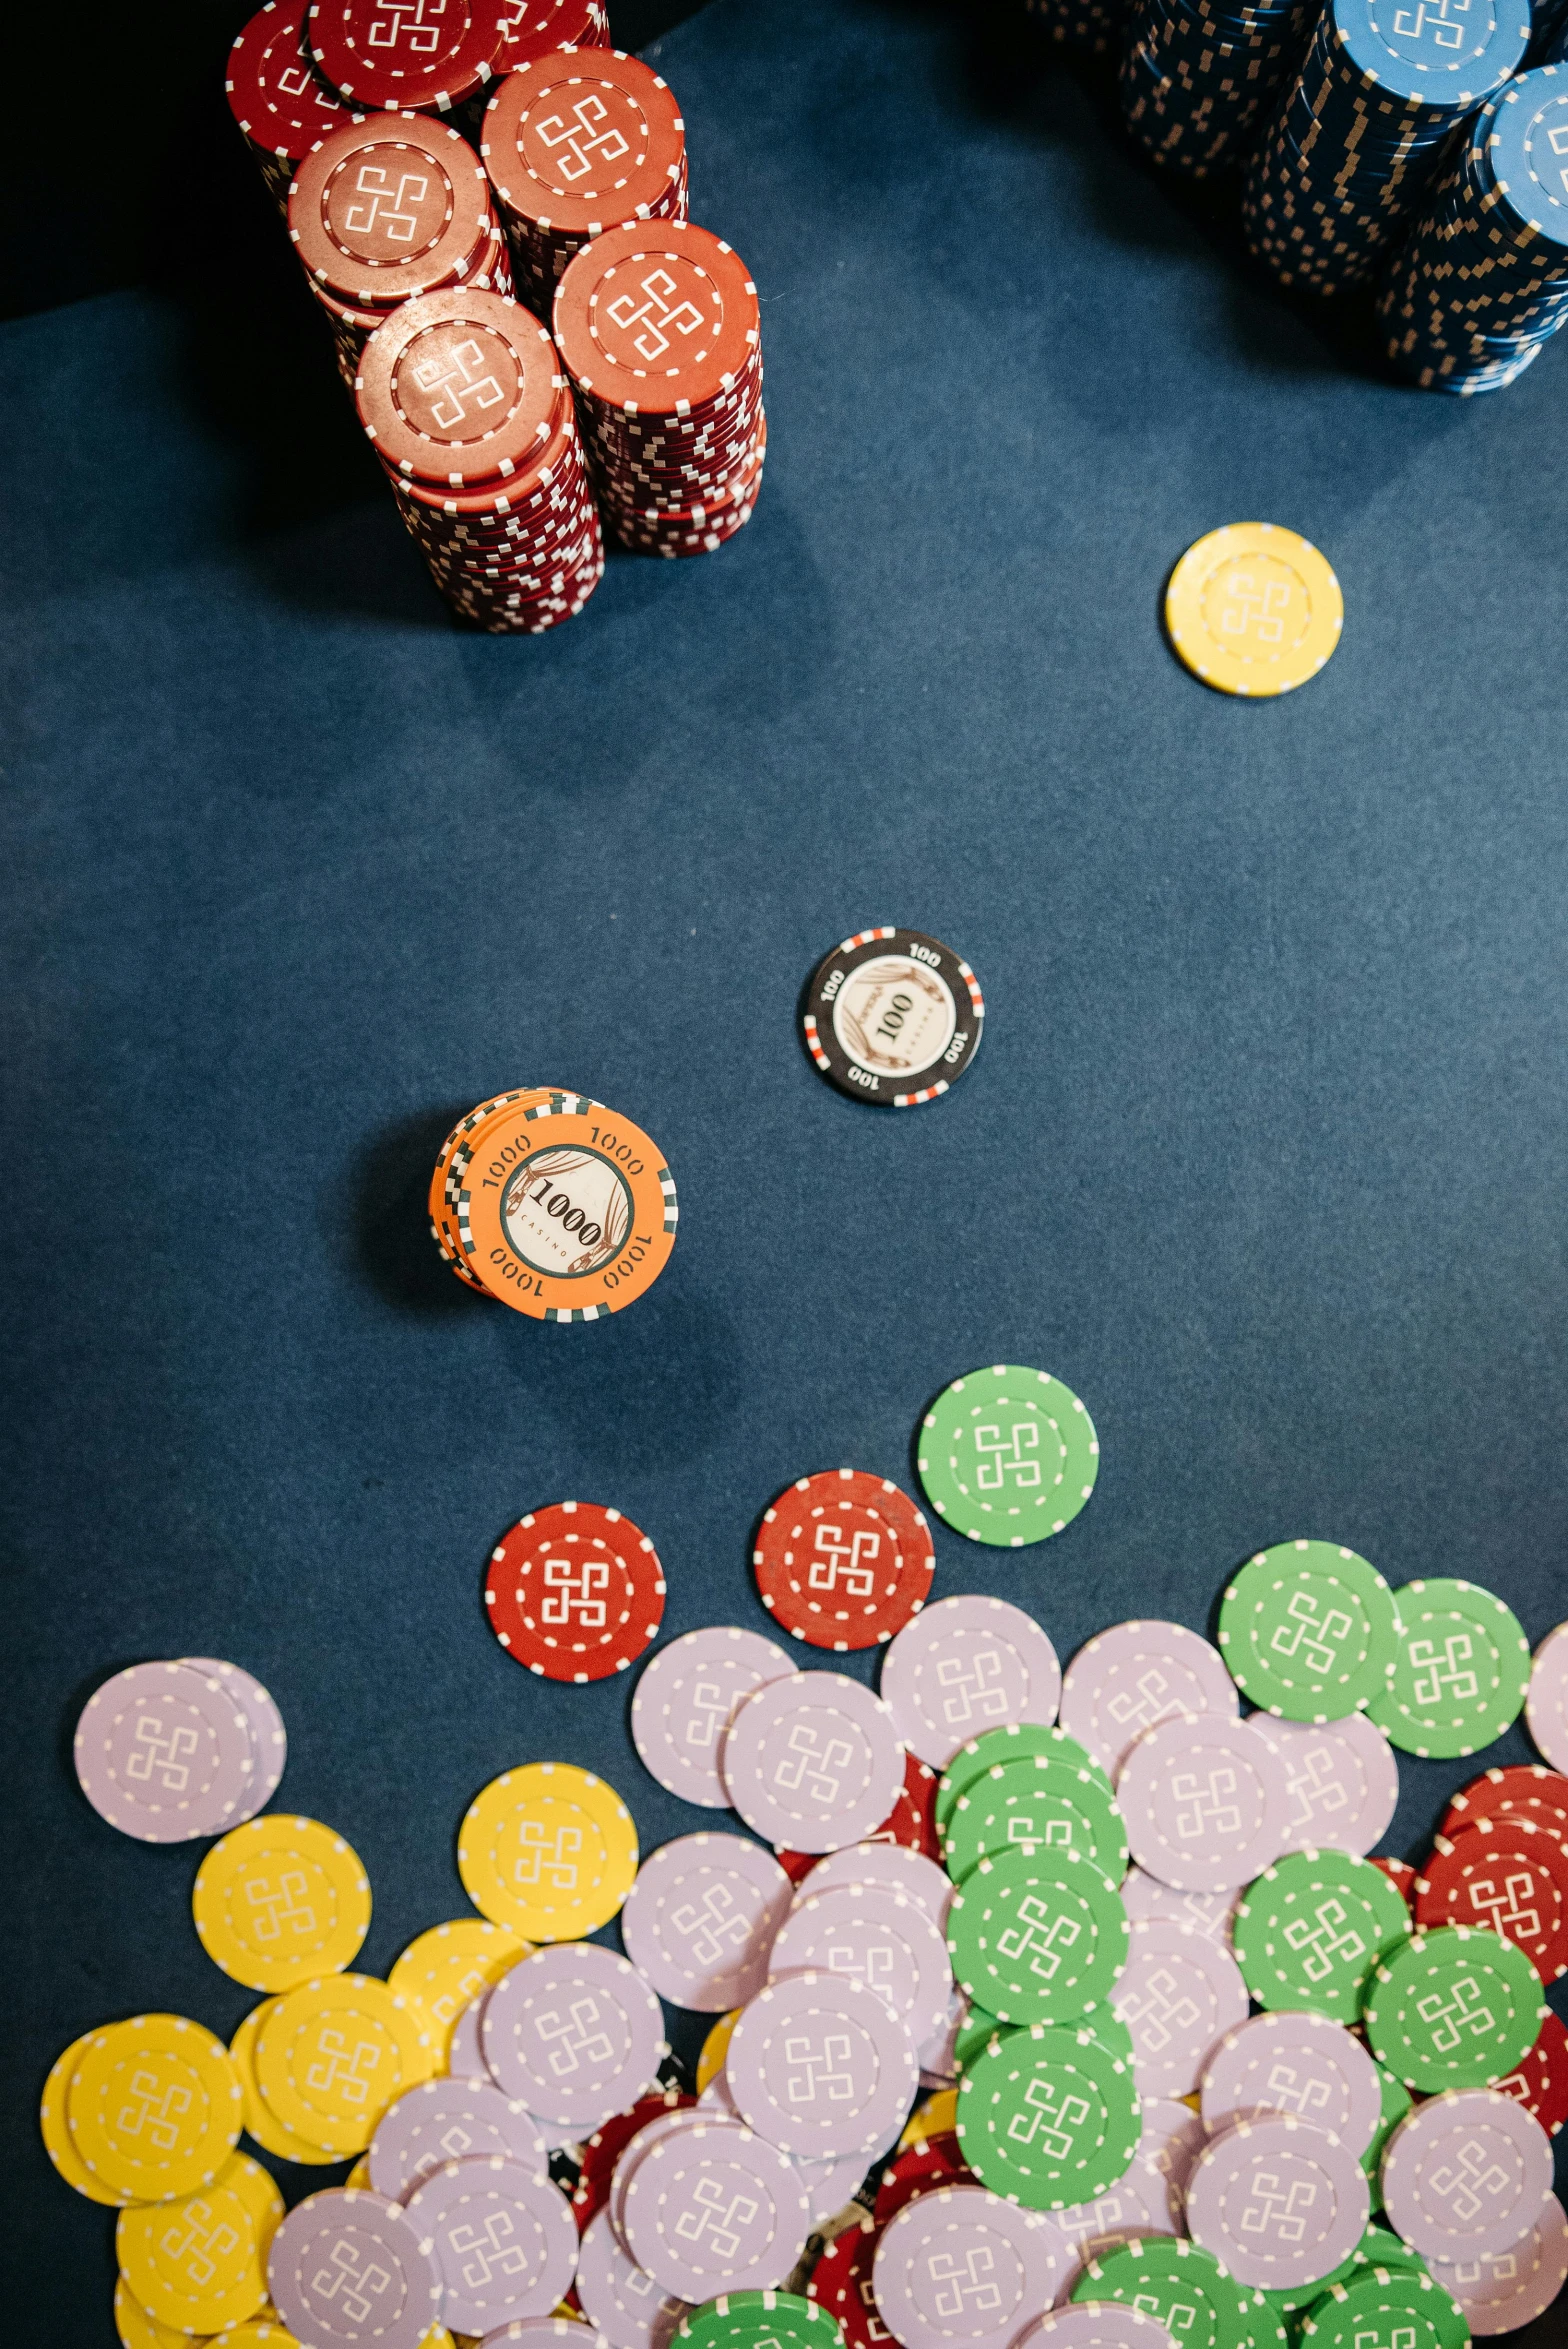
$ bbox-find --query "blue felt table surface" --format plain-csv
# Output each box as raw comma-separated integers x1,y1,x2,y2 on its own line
6,0,1568,2333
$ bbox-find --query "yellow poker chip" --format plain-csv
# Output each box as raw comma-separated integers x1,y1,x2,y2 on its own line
900,2087,958,2148
211,2324,301,2349
696,2008,740,2093
114,2278,192,2349
254,1974,437,2154
116,2152,281,2333
343,2154,372,2189
1164,522,1343,698
230,2001,339,2164
193,1815,372,1991
67,2014,243,2202
41,2029,141,2206
457,1762,638,1941
387,1917,534,2064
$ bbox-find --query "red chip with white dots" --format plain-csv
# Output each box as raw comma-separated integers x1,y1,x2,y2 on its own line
485,1501,665,1681
1414,1815,1568,1982
1492,2008,1568,2137
753,1469,934,1651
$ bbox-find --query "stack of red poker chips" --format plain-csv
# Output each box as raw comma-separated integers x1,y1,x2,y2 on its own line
356,286,604,632
289,114,510,388
483,1501,667,1680
482,48,688,317
308,0,510,118
226,0,360,210
495,0,613,78
553,219,765,558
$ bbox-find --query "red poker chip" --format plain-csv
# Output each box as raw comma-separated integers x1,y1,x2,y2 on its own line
807,2213,886,2349
1492,2007,1568,2137
496,0,610,68
873,2131,972,2224
1414,1815,1568,1981
484,1500,665,1681
357,290,564,489
309,0,507,111
1442,1762,1568,1842
289,118,494,311
752,1469,934,1651
482,50,685,239
773,1846,818,1887
227,2,358,165
553,221,760,418
1368,1855,1417,1911
570,2087,691,2231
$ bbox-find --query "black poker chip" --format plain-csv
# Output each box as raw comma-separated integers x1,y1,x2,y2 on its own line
800,926,985,1106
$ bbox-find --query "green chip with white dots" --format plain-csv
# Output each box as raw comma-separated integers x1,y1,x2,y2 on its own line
677,2294,841,2349
916,1365,1098,1547
1232,1848,1412,2023
1070,2236,1259,2349
1298,2265,1467,2349
958,2021,1141,2209
1361,1924,1545,2090
947,1844,1130,2026
1366,1577,1532,1758
943,1750,1127,1888
1217,1541,1399,1719
936,1723,1099,1837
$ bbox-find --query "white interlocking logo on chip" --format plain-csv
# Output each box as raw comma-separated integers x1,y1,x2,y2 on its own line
782,2028,854,2107
996,1892,1080,1982
409,338,507,432
531,1993,614,2079
1268,1591,1352,1676
128,1717,199,1790
926,2243,1003,2318
447,2206,529,2285
539,1551,610,1631
343,164,433,247
365,0,449,57
1262,2059,1333,2120
1416,1972,1497,2052
1006,2074,1092,2159
604,268,706,364
1282,1897,1367,1985
670,1883,750,1967
1239,2162,1317,2244
1172,1764,1242,1843
809,1519,880,1596
245,1866,319,1945
160,2197,240,2285
1427,2135,1513,2221
672,2175,760,2260
118,2070,194,2149
535,94,632,184
515,1820,582,1890
772,1721,853,1806
935,1648,1010,1733
1117,1965,1200,2055
306,2027,383,2107
313,2237,395,2324
973,1419,1042,1492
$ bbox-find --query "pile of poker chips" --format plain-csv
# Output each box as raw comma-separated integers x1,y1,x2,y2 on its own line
427,1089,678,1316
1242,0,1530,295
1377,67,1568,394
799,928,986,1109
554,222,766,559
1119,0,1312,180
481,48,689,318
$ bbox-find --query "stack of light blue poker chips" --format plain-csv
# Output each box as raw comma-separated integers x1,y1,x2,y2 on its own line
1027,0,1136,57
1243,0,1530,292
1378,66,1568,390
1120,0,1312,178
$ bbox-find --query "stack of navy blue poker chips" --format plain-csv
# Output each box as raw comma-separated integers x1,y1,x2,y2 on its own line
1378,65,1568,388
1243,0,1530,293
1027,0,1136,57
1119,0,1312,177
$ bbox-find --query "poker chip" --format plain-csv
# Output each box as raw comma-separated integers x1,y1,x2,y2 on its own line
1164,525,1342,697
386,1916,534,2064
874,2128,974,2221
631,1627,795,1806
225,2,359,207
722,1672,904,1852
1070,2234,1261,2349
1443,1762,1568,1842
957,2023,1142,2208
179,1658,287,1811
1058,1621,1238,1779
1415,1815,1568,1980
881,1595,1063,1769
727,1970,917,2159
230,2000,338,2164
937,1723,1097,1834
486,1501,666,1682
483,1944,667,2137
1046,2098,1189,2262
1118,1714,1291,1891
192,1815,371,1989
116,2155,281,2333
357,291,563,490
771,1882,951,2048
1247,1710,1401,1857
1363,2061,1415,2202
1493,2007,1568,2136
916,1367,1098,1547
622,2121,810,2299
1427,2191,1568,2335
268,2187,444,2349
367,2075,548,2199
696,2015,739,2096
75,1662,259,1842
1381,2089,1554,2260
1119,1865,1243,1947
752,1469,935,1649
40,2030,140,2205
799,928,984,1108
575,2204,688,2349
1363,1926,1546,2091
1187,2114,1369,2289
942,1747,1127,1887
571,2087,693,2232
1200,2009,1383,2150
1233,1848,1413,2022
449,1093,677,1314
679,2291,842,2349
1119,0,1305,182
1527,1621,1568,1770
1369,1855,1418,1910
308,0,507,111
874,2184,1077,2349
1108,1917,1250,2096
405,2154,576,2333
67,2015,244,2202
1297,2262,1469,2349
1368,1580,1532,1757
458,1762,638,1939
947,1845,1129,2026
621,1832,792,2010
256,1975,436,2154
801,1839,953,1936
446,1989,492,2086
804,2216,880,2349
1217,1542,1399,1719
1017,2312,1181,2349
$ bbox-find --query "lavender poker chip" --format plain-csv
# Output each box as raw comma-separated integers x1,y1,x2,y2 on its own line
1059,1621,1237,1780
611,2110,708,2239
769,1883,950,2048
269,2186,444,2349
405,2155,576,2335
483,1947,666,2137
1200,2010,1381,2151
802,1841,954,1935
575,2205,690,2349
621,2118,810,2299
1242,1711,1399,1857
727,1969,918,2159
1381,2089,1554,2260
620,1832,792,2011
1048,2093,1203,2263
484,2325,613,2349
74,1661,256,1842
1119,1866,1242,1948
1014,2313,1179,2349
367,2076,548,2201
1118,1715,1291,1892
449,1990,495,2086
632,1627,796,1808
873,2184,1076,2349
1109,1917,1250,2097
1141,2096,1208,2202
722,1673,904,1853
1186,2113,1369,2287
1526,1623,1568,1775
880,1597,1062,1770
178,1656,287,1818
1428,2192,1568,2336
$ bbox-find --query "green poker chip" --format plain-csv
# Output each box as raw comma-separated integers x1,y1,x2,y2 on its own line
1232,1849,1411,2023
1299,2266,1467,2349
1085,2005,1135,2068
916,1364,1098,1547
1217,1542,1399,1719
946,1844,1130,2025
1257,2217,1429,2319
953,2002,1007,2072
1361,2064,1413,2204
957,2022,1141,2209
936,1723,1099,1836
943,1751,1128,1888
678,2295,843,2349
1366,1578,1532,1758
1070,2237,1258,2349
1362,1924,1545,2090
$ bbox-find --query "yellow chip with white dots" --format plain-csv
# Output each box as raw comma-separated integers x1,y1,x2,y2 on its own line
67,2013,243,2202
192,1815,371,1991
457,1762,638,1941
115,2151,281,2333
229,2001,338,2165
254,1974,437,2154
1165,522,1343,698
386,1916,534,2064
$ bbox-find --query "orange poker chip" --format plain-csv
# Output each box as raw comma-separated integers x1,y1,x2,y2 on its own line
485,1500,666,1680
753,1469,935,1651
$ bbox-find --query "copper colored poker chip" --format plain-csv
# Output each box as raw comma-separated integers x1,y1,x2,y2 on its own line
309,0,509,113
226,1,358,203
753,1468,935,1651
356,289,564,486
552,220,760,413
290,116,495,310
483,50,686,237
1414,1815,1568,1981
484,1501,666,1681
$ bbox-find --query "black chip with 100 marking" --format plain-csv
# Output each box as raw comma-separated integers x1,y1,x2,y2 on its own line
800,927,985,1106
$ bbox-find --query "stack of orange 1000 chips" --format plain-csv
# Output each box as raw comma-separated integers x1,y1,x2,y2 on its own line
428,1091,679,1319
